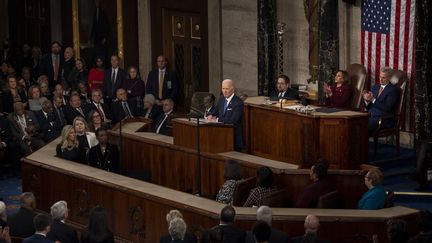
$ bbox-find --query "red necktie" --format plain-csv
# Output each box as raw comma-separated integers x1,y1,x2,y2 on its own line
378,86,384,97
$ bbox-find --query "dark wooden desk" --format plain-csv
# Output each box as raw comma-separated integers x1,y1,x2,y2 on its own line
172,118,234,153
22,143,419,243
244,97,369,169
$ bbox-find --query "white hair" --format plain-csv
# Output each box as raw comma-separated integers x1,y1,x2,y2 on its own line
257,205,272,226
0,201,6,221
50,200,68,220
144,94,156,105
168,217,187,240
304,214,320,234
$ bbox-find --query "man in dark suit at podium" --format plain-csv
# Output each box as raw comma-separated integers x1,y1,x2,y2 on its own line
362,67,400,134
208,79,244,151
269,75,299,100
146,55,179,105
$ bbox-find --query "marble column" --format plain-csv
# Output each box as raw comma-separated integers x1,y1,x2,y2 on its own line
137,0,152,77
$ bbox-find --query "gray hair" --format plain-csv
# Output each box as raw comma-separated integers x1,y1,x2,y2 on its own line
380,67,394,76
166,209,183,224
144,94,156,105
50,200,68,220
304,214,320,234
257,206,272,226
168,217,187,240
0,201,6,220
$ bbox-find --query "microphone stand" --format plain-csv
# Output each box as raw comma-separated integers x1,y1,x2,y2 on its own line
119,119,124,175
190,108,205,196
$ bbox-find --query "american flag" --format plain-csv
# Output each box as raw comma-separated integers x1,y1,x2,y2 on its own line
361,0,416,131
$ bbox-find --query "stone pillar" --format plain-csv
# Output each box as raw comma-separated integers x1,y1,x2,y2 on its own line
208,0,222,95
50,0,62,43
137,0,152,78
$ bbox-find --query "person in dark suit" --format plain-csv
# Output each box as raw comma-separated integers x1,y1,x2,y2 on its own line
151,98,175,136
103,55,126,105
52,95,67,127
1,75,28,114
137,94,162,121
64,94,89,125
7,102,45,155
0,113,17,169
363,67,400,134
208,79,244,151
61,47,75,83
23,213,54,243
7,192,37,238
39,41,64,89
88,128,120,173
291,215,329,243
203,93,216,118
245,206,289,243
110,88,136,123
146,55,179,105
47,201,78,243
86,89,112,123
0,40,14,64
251,220,271,243
295,159,334,208
202,205,246,243
269,75,299,100
35,100,62,142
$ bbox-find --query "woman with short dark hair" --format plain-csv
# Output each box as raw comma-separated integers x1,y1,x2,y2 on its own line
81,206,114,243
244,166,276,207
216,160,244,204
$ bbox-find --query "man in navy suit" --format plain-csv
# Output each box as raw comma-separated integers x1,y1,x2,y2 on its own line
103,55,126,104
39,41,64,90
146,55,179,105
269,75,299,100
35,100,62,142
208,79,244,151
203,93,216,118
23,214,55,243
363,67,400,134
86,89,112,123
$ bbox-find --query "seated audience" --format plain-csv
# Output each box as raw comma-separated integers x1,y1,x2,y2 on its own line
202,205,246,243
1,75,28,113
7,102,45,155
138,94,162,120
64,93,89,124
160,210,197,243
87,56,105,93
323,70,353,108
73,117,98,162
86,89,112,124
358,168,387,210
363,67,400,134
77,81,91,104
52,84,69,106
62,47,75,84
168,217,188,243
216,160,244,204
47,201,78,243
111,88,136,123
252,220,271,243
269,75,299,100
81,206,114,243
87,110,104,133
152,98,175,135
386,219,409,243
56,125,82,163
291,215,328,243
23,213,53,243
0,201,6,227
295,159,334,208
246,206,289,243
408,211,432,243
35,100,62,142
28,85,48,112
244,167,276,207
88,128,120,173
121,66,145,111
0,226,11,243
39,79,52,100
203,93,216,118
67,58,88,90
7,192,37,238
52,95,67,127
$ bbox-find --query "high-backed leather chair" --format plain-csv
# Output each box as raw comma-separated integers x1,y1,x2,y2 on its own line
347,64,367,110
262,189,289,207
370,70,408,156
318,190,344,209
232,177,256,206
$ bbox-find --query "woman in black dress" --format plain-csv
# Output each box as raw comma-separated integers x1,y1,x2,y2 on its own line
56,125,82,163
81,206,114,243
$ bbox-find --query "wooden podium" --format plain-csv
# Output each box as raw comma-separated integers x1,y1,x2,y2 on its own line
172,118,234,153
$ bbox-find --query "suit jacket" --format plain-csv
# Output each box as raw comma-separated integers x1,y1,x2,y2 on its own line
86,102,113,121
204,105,216,118
138,105,163,121
270,88,299,100
110,100,136,123
88,143,120,173
146,68,179,102
160,232,197,243
245,228,289,243
202,225,246,243
53,106,67,127
35,110,62,142
64,105,89,125
7,111,40,141
291,234,329,243
366,83,400,129
47,219,78,243
151,112,174,135
213,94,244,151
7,207,37,238
0,114,11,145
103,68,126,101
326,83,353,109
23,234,54,243
39,54,64,85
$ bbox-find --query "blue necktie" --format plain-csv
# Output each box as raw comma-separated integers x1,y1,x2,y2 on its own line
223,99,228,113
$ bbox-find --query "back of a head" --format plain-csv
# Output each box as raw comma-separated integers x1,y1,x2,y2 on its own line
168,217,187,241
387,219,409,243
304,215,320,234
224,160,243,181
0,201,6,218
252,220,271,243
33,213,52,232
88,206,110,242
220,205,236,224
256,167,274,188
166,209,183,225
20,192,36,209
256,206,272,226
313,159,329,180
50,200,68,220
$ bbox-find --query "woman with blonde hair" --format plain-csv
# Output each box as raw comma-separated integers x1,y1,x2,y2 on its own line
56,125,81,162
73,116,98,163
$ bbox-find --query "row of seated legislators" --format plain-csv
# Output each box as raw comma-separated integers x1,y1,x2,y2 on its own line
1,194,432,243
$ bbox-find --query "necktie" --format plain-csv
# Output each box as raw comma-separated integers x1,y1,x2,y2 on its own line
77,108,85,117
57,108,65,126
54,55,59,81
97,104,105,122
111,69,116,95
378,86,384,97
159,70,164,99
223,99,228,113
122,101,132,118
279,92,283,98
